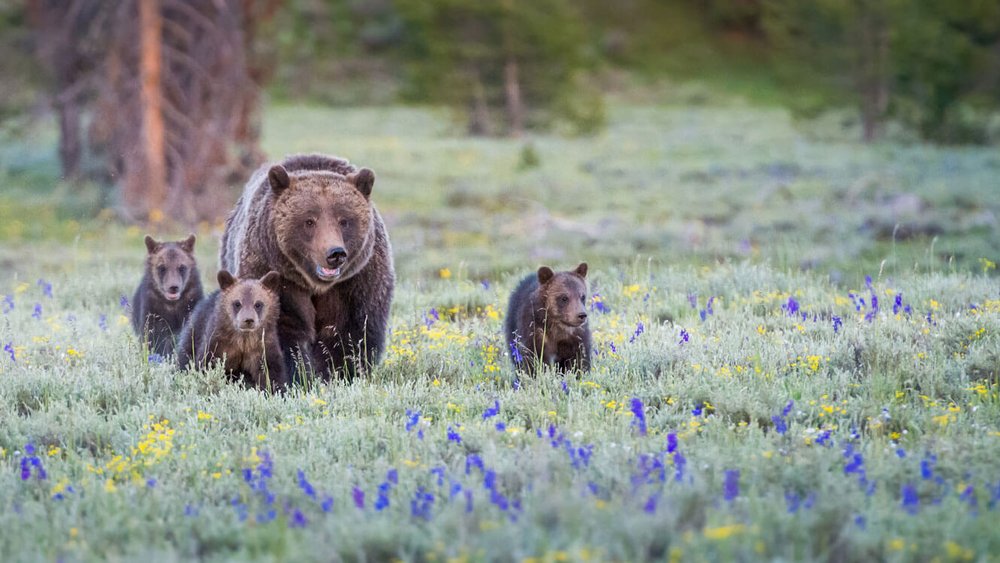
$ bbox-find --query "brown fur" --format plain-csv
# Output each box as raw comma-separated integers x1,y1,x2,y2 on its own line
131,234,203,356
220,154,394,380
176,270,287,390
504,263,592,374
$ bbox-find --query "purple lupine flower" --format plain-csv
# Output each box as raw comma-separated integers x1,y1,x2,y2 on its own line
784,296,799,317
561,380,569,394
32,303,42,319
630,397,647,436
405,409,420,431
896,448,906,458
893,294,903,315
37,279,52,298
865,275,873,290
321,496,334,512
782,400,794,417
482,400,500,419
410,486,435,520
146,478,157,488
608,341,617,354
1,294,13,313
352,486,365,509
816,431,832,446
959,485,977,510
297,469,317,499
901,483,919,515
666,433,678,453
375,482,391,511
687,293,698,309
691,404,703,417
865,295,879,322
723,470,740,501
854,515,866,529
643,495,658,514
480,279,491,290
832,316,843,334
673,452,687,482
629,322,645,343
921,454,936,480
98,314,108,331
465,454,484,475
772,415,787,435
679,329,689,344
387,468,398,485
289,509,308,528
495,422,506,431
447,426,462,444
119,295,130,309
430,466,445,487
509,340,524,365
590,294,609,314
4,342,14,362
785,491,801,513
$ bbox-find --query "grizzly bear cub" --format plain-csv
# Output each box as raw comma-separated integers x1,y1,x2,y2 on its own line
504,263,592,374
131,234,203,356
176,270,287,390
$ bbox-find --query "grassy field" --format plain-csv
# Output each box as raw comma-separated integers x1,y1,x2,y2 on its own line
0,102,999,561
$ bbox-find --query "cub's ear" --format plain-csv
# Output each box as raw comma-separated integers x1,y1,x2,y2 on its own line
260,271,282,293
348,168,375,198
180,233,196,253
268,165,290,195
574,262,588,279
217,270,237,291
144,235,160,254
537,266,554,285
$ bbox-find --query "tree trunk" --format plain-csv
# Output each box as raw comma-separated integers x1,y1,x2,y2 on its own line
504,56,524,137
856,0,889,143
55,93,82,181
135,0,167,221
468,69,492,136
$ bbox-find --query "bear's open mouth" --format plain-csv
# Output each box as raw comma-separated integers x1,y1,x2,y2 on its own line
315,265,342,281
164,292,181,301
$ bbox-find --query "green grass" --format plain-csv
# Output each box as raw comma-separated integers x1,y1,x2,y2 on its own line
1,102,999,561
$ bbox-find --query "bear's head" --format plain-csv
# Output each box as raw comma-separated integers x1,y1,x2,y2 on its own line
144,234,197,301
268,164,376,291
217,270,281,333
537,263,589,329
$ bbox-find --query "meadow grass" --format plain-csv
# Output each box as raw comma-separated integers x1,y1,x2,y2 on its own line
0,102,998,561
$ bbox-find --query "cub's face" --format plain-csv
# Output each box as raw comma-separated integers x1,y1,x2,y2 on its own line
145,234,196,301
538,263,589,329
269,165,375,290
218,271,281,333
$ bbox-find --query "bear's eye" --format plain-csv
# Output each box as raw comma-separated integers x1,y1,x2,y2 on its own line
305,218,316,228
558,295,569,304
338,218,350,228
178,265,187,276
232,302,242,312
254,301,264,311
580,294,586,304
157,265,167,276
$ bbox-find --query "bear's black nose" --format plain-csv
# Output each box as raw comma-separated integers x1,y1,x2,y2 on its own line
167,285,180,294
577,312,588,321
242,318,255,328
326,247,347,268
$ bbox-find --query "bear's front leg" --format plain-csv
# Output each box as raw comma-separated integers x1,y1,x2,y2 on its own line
278,285,317,382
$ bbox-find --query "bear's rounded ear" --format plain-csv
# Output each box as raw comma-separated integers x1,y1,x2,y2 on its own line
144,235,160,254
574,262,588,279
349,168,375,198
260,271,282,293
268,165,290,195
537,266,555,285
217,270,237,291
180,233,196,253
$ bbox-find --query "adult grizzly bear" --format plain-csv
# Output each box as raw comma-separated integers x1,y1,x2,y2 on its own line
220,154,394,379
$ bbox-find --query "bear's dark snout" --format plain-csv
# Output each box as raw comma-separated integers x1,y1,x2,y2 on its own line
167,285,180,295
577,312,588,322
326,247,348,268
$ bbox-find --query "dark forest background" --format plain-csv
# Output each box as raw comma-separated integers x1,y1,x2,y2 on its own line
1,0,999,224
